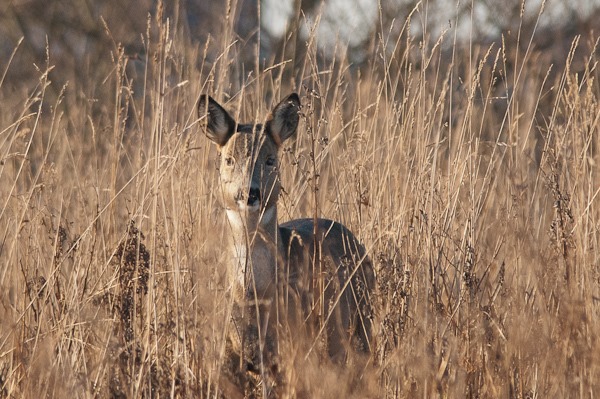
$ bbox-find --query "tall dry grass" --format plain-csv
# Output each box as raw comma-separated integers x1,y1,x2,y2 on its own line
1,1,599,398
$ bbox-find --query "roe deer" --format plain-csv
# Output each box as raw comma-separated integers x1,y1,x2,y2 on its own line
198,93,374,377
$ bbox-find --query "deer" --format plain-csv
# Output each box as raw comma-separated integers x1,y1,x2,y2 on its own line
197,92,375,392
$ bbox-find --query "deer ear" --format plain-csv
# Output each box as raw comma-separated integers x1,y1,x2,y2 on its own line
266,93,300,147
198,95,236,146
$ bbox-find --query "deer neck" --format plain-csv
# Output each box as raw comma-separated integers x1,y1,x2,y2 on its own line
225,205,282,298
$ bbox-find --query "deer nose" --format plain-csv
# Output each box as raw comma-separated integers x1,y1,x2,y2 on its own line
247,187,261,207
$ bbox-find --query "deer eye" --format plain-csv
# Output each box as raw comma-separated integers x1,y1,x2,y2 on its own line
265,157,276,167
224,156,234,166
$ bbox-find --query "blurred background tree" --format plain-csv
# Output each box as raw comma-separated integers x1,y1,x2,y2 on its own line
1,0,598,92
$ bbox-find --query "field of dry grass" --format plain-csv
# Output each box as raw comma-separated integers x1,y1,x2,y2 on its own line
1,1,600,398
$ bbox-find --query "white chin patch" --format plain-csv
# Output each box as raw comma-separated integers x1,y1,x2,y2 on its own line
226,206,275,230
235,201,260,213
225,209,246,231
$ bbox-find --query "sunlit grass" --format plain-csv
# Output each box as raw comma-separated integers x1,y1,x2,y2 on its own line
1,2,599,398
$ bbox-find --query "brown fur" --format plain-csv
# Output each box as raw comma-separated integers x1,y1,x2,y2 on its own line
198,93,375,379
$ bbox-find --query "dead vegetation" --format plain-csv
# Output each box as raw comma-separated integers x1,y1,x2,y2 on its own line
1,1,600,397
